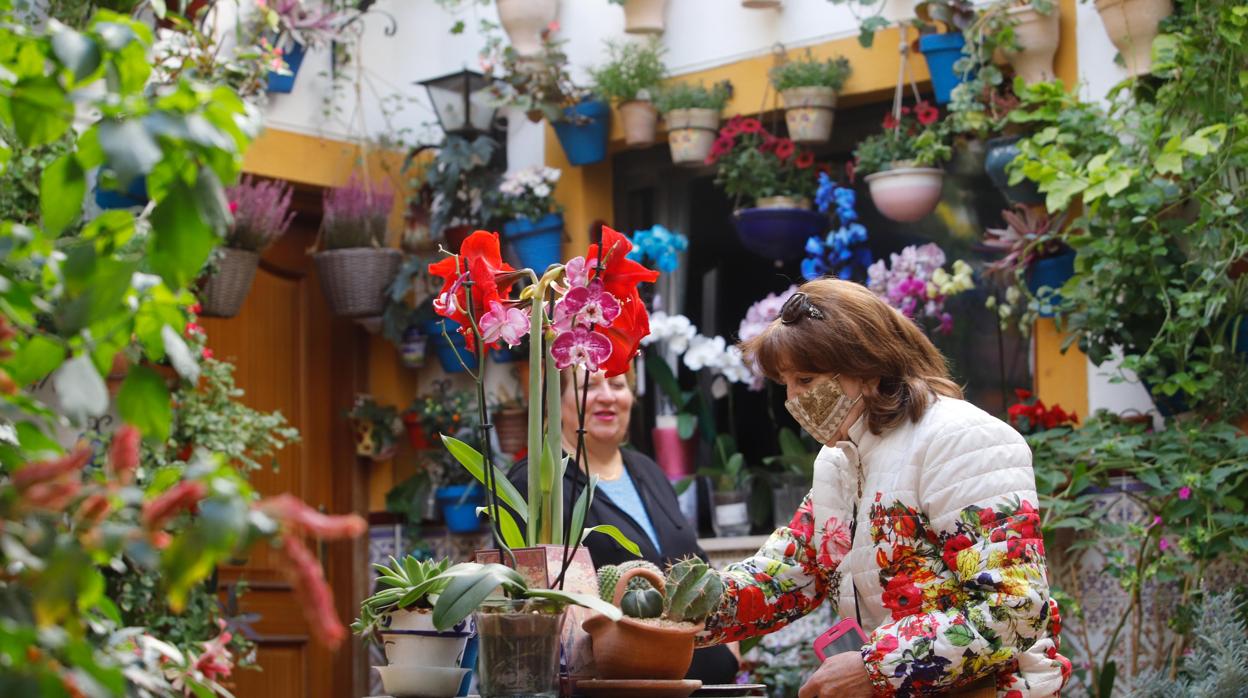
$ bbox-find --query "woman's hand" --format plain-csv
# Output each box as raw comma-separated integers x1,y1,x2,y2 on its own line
798,651,875,698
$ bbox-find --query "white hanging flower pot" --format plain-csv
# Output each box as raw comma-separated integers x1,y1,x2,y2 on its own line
741,0,781,8
781,87,838,144
618,100,658,147
1093,0,1173,76
665,108,719,166
865,167,945,223
496,0,559,57
1004,3,1061,84
622,0,669,34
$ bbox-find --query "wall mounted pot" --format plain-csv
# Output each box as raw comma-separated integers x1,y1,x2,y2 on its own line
426,321,479,374
1026,249,1076,317
266,39,306,93
313,247,402,318
781,87,837,144
198,247,260,318
1094,0,1173,77
917,32,971,105
622,0,668,34
436,483,485,533
496,0,559,57
552,100,611,166
94,173,148,210
501,212,565,273
1005,4,1061,84
665,108,719,166
864,168,945,223
618,100,658,147
984,135,1044,206
732,204,826,260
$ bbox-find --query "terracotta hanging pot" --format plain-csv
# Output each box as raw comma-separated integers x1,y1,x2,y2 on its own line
664,108,719,166
622,0,668,34
864,166,945,223
1004,4,1061,84
1093,0,1173,77
496,0,559,57
618,100,658,147
781,87,837,144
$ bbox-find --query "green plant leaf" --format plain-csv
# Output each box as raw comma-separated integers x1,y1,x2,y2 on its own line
477,505,526,549
117,364,172,440
40,153,85,236
50,27,102,82
10,77,73,147
430,564,526,631
567,475,598,554
440,434,529,524
581,524,640,555
149,181,219,290
6,335,66,386
525,589,622,621
677,412,697,439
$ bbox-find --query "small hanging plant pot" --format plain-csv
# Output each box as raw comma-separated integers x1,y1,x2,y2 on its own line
501,212,565,273
664,108,720,166
781,87,837,144
865,166,945,223
917,33,971,105
266,39,306,93
426,320,479,374
1094,0,1173,76
618,100,658,147
399,326,428,369
732,200,826,261
1026,249,1076,317
622,0,669,34
1004,3,1061,85
552,100,611,166
496,0,559,57
313,247,402,318
198,247,261,318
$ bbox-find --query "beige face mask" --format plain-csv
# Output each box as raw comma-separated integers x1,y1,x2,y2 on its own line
784,375,862,444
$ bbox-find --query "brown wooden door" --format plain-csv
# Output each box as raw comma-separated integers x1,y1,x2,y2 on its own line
201,212,368,698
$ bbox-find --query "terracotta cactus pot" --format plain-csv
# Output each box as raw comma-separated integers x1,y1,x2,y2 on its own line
582,567,701,680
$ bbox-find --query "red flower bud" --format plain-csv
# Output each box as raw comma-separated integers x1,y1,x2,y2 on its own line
278,534,346,650
257,493,367,540
109,426,141,485
13,447,91,492
142,481,208,530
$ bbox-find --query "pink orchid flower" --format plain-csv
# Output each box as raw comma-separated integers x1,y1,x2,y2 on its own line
563,256,594,289
479,300,530,347
551,327,612,372
553,280,621,333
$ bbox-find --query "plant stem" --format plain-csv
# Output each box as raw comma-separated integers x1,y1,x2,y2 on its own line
462,278,510,566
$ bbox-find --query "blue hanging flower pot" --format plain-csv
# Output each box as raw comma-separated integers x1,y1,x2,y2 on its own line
425,321,479,374
732,198,829,261
552,100,611,166
435,484,485,533
501,212,564,273
94,174,148,210
266,40,307,94
1026,249,1076,317
918,33,972,105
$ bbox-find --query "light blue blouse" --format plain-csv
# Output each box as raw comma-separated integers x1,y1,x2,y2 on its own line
596,466,661,552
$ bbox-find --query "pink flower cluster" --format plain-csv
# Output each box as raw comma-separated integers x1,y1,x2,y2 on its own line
866,243,968,334
549,258,621,373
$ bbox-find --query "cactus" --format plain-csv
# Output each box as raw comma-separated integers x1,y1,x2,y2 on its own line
597,559,662,601
662,557,724,624
620,585,664,619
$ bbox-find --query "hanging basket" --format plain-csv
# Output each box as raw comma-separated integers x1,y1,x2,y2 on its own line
1094,0,1173,76
622,0,669,34
552,100,611,166
781,87,837,144
199,247,260,318
618,100,658,147
732,204,827,260
917,33,971,105
665,108,719,166
313,247,402,318
865,167,945,223
496,0,559,57
1004,4,1061,84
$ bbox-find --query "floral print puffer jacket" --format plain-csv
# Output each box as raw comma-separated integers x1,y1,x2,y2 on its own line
700,397,1072,697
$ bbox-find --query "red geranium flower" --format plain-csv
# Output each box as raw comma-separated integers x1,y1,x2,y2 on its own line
721,124,742,138
710,135,735,157
774,138,796,160
1014,388,1033,401
758,135,778,154
795,151,815,169
916,101,940,126
428,231,517,351
739,118,763,133
585,226,659,377
882,113,899,130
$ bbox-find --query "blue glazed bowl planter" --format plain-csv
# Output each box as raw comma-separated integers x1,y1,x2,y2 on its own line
425,321,479,374
266,40,307,94
918,33,972,105
94,174,149,210
436,484,485,534
1026,250,1076,317
985,136,1045,206
552,100,610,166
732,204,828,261
501,212,565,273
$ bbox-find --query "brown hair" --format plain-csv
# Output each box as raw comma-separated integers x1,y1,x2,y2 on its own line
740,278,962,434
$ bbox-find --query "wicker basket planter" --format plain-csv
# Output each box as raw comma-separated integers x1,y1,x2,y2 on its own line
313,247,402,318
199,247,261,318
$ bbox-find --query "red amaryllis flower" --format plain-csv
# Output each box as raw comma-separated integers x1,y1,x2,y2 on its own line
915,101,940,126
278,533,347,650
257,493,368,540
774,138,796,160
585,226,660,377
142,480,208,530
739,118,763,133
428,231,517,351
795,152,815,169
109,425,140,485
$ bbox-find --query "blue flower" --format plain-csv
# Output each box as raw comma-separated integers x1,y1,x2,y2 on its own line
627,225,689,273
814,172,837,214
801,256,826,281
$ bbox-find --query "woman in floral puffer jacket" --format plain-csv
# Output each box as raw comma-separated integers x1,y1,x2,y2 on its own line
701,279,1071,698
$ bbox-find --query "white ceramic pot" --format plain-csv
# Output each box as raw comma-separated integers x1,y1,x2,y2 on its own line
496,0,559,57
742,0,781,8
864,168,945,223
1093,0,1173,77
665,108,719,166
622,0,668,34
1005,4,1061,84
374,665,469,698
618,100,658,147
781,86,837,144
387,608,435,632
380,631,469,668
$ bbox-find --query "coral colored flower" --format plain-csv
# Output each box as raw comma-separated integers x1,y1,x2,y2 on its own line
13,447,91,492
479,300,530,348
739,118,762,133
427,231,517,351
550,327,612,372
109,425,141,485
278,533,347,650
883,113,899,130
584,226,660,377
758,135,778,154
151,531,172,549
774,138,796,160
185,322,204,337
1178,486,1192,500
195,624,234,682
915,101,940,126
554,280,621,332
189,303,202,315
795,152,815,169
23,480,81,511
257,493,367,540
142,481,208,530
77,493,111,527
710,135,735,157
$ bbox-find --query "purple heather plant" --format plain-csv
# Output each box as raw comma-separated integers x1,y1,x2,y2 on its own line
321,175,395,250
226,176,296,252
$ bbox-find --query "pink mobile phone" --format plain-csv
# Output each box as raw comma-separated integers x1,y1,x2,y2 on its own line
813,618,870,662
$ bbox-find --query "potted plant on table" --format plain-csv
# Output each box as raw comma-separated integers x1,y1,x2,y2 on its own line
199,176,295,318
348,395,402,461
700,434,752,537
314,174,402,317
497,165,565,273
854,101,952,222
589,38,667,148
769,50,853,144
656,80,733,166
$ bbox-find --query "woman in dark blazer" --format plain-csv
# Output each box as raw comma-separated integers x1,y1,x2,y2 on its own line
507,367,739,685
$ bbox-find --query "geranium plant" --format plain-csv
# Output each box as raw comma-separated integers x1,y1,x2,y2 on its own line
707,115,818,207
865,243,975,334
1006,388,1077,434
482,24,588,124
497,166,562,222
802,173,872,281
654,80,733,114
852,102,952,176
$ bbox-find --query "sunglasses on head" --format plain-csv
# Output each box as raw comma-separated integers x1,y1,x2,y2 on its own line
781,292,826,325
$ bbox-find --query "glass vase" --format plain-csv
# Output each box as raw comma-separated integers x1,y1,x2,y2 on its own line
473,599,566,698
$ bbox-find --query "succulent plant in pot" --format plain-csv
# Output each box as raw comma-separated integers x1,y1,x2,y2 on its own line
582,556,725,680
199,176,295,318
314,174,402,317
352,557,468,664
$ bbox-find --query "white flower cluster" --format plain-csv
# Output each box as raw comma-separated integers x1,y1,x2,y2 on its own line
499,166,561,200
642,311,696,354
643,312,752,385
